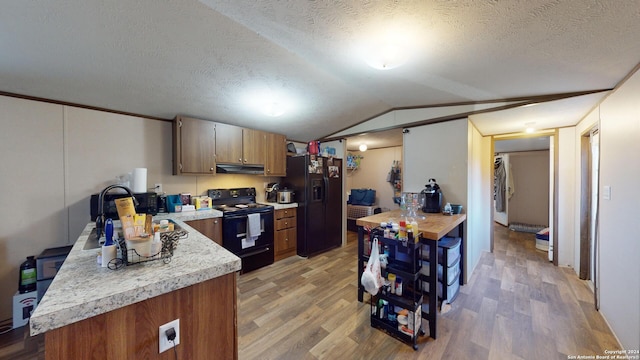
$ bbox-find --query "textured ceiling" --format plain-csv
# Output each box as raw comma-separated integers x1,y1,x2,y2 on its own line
1,1,639,144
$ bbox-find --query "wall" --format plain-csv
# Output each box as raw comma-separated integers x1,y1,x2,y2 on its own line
591,69,640,349
0,95,280,321
467,123,492,282
557,128,576,267
404,119,490,282
345,146,402,211
507,151,550,226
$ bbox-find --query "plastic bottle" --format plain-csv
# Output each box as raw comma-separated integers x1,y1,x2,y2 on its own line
19,256,37,293
152,231,162,258
399,220,407,241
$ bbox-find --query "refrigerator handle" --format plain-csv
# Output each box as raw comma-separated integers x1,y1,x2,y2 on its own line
323,176,329,204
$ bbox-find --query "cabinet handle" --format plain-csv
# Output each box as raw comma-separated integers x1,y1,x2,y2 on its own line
284,222,288,226
210,167,214,171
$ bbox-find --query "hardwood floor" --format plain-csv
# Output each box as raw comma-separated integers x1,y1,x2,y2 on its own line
237,225,621,360
0,224,620,359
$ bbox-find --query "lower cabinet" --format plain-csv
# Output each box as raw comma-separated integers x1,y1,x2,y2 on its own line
274,208,296,261
186,217,222,246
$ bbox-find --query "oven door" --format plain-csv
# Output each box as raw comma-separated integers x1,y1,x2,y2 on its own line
222,211,274,254
222,211,274,273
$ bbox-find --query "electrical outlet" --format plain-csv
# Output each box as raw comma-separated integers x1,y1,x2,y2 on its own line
159,319,180,353
154,183,163,194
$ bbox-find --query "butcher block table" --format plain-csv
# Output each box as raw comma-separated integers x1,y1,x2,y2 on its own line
356,209,466,339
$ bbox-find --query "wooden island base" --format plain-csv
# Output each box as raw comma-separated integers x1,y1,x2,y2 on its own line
44,273,237,360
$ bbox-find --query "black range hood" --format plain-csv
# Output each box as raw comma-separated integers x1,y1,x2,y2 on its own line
216,164,264,175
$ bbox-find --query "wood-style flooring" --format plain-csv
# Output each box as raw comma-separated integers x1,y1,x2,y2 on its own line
237,225,621,360
0,224,621,359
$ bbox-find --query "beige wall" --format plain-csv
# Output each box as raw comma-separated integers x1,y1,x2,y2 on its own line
345,146,402,211
0,95,280,321
507,151,550,226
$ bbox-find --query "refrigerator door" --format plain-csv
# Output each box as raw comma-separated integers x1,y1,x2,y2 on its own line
305,174,326,256
325,158,343,249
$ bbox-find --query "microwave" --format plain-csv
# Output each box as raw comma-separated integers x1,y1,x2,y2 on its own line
90,192,158,221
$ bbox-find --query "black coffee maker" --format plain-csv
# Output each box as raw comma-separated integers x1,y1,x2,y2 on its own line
421,178,443,213
265,183,279,203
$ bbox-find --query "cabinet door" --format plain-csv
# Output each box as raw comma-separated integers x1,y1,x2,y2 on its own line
174,116,216,175
215,123,243,164
275,228,297,261
242,129,266,165
186,218,223,246
265,133,287,176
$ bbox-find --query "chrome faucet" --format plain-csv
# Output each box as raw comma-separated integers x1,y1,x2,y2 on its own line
95,184,139,239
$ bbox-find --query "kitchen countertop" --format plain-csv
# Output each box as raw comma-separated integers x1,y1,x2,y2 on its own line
29,209,239,336
266,202,298,210
356,209,466,240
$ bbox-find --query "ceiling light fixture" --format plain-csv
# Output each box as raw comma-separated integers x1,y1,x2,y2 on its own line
367,42,408,70
359,144,368,152
262,102,284,117
525,122,536,133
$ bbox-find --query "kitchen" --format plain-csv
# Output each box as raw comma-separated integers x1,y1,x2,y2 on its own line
1,1,640,358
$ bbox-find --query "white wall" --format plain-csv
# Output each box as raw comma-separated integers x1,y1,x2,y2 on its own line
594,69,640,350
404,119,491,282
0,95,282,320
557,128,577,267
345,146,402,211
467,123,492,282
403,119,468,204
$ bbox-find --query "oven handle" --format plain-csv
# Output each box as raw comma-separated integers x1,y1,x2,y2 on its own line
239,247,270,258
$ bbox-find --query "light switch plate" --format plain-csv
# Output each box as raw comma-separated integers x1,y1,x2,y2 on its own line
603,185,611,200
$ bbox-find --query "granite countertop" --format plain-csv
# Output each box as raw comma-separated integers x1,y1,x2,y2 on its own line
29,210,239,336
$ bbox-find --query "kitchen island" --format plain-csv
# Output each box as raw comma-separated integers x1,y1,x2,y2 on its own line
29,210,241,359
356,209,466,340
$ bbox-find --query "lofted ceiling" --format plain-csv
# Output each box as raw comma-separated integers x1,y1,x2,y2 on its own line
1,1,639,146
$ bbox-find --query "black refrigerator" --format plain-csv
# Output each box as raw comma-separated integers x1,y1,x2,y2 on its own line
284,155,343,257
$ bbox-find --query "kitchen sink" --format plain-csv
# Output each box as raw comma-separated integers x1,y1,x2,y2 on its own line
83,227,111,250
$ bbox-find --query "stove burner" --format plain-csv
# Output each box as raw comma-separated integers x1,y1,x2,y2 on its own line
208,187,273,216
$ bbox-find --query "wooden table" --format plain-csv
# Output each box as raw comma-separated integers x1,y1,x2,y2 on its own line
356,209,466,339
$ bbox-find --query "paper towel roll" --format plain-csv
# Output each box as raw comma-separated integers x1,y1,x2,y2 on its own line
101,244,117,268
132,168,147,193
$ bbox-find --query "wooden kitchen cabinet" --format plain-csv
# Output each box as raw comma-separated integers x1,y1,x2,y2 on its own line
186,217,223,245
274,208,297,261
173,116,216,175
265,132,287,176
215,123,266,165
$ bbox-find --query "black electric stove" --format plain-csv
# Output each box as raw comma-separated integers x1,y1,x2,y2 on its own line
208,188,274,216
207,187,274,273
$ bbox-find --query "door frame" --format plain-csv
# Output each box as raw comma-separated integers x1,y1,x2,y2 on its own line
490,130,558,266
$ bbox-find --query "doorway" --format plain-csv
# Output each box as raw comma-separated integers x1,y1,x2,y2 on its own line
579,126,600,308
491,133,556,264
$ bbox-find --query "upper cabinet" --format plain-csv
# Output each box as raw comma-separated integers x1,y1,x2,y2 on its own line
173,116,216,175
242,128,267,166
265,133,286,176
215,123,266,165
173,116,286,176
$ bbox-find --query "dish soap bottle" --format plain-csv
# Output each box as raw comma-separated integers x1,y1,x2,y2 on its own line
19,256,37,293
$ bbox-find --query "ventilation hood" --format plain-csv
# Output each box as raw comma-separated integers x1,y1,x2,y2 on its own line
215,164,265,175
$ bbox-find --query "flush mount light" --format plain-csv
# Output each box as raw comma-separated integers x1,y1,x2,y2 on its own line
366,42,408,70
359,144,368,152
525,122,536,133
262,102,284,117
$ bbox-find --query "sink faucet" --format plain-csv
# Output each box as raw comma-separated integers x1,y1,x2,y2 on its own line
95,184,139,239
